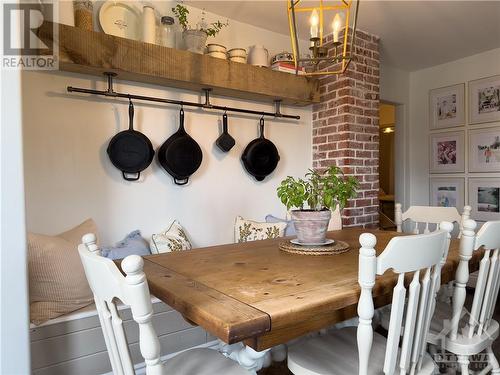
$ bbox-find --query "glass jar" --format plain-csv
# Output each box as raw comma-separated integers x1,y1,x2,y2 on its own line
160,16,176,48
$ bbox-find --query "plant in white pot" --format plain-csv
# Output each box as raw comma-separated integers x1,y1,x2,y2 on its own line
172,5,228,54
277,166,358,244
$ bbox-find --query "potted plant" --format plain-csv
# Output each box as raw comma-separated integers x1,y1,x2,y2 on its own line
172,5,229,54
277,166,358,244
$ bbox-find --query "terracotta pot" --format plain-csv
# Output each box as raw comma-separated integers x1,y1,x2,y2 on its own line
290,210,332,244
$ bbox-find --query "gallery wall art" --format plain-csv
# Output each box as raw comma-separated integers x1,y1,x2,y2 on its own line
469,127,500,172
468,178,500,221
429,177,465,210
429,131,465,173
429,84,465,129
469,75,500,125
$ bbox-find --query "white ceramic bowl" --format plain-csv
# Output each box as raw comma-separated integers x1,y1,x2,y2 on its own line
207,51,227,60
206,44,227,53
227,48,247,58
229,56,247,64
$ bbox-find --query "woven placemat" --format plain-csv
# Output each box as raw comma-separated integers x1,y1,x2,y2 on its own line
279,240,350,256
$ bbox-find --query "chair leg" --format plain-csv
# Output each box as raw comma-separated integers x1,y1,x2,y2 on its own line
487,346,500,374
457,355,469,375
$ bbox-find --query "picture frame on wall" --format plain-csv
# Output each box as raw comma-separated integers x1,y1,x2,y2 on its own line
429,83,465,129
429,131,465,173
430,177,464,211
469,75,500,125
469,126,500,172
468,178,500,221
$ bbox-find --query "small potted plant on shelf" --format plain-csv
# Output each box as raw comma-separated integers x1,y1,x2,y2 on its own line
172,4,228,54
277,166,358,244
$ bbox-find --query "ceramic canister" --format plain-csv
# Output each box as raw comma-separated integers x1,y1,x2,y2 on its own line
247,45,269,67
142,6,156,44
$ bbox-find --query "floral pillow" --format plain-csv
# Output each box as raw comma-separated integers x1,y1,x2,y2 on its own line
234,216,287,243
150,221,192,253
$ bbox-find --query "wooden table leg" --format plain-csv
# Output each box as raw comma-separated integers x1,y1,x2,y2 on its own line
218,340,271,374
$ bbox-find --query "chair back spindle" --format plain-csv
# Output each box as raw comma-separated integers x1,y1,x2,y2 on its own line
358,221,453,375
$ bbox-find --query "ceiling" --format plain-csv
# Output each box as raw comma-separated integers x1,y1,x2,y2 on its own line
186,1,500,71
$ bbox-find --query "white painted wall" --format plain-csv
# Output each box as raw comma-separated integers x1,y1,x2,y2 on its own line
407,48,500,206
380,64,410,208
22,10,312,247
1,27,31,375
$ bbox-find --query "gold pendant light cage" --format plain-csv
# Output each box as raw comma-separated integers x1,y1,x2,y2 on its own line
288,0,360,76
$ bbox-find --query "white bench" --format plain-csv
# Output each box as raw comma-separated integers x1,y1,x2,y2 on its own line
30,298,214,375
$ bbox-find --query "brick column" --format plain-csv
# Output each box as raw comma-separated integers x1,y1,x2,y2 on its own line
312,29,380,228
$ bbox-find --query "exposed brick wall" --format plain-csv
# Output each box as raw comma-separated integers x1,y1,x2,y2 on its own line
312,29,380,228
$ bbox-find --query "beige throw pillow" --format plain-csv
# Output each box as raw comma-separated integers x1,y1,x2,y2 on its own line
29,219,97,325
234,216,287,243
150,221,192,253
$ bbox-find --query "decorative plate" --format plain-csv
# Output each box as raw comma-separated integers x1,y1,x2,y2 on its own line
279,240,350,256
99,1,142,41
290,238,335,246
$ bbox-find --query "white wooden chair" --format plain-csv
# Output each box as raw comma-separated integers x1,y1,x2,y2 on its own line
395,203,471,238
427,220,500,374
381,204,472,327
287,222,454,375
78,233,251,375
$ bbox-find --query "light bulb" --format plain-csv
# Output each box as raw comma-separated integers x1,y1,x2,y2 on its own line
310,9,319,39
332,13,341,43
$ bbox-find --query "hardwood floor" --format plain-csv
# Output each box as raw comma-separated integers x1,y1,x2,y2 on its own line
257,293,500,375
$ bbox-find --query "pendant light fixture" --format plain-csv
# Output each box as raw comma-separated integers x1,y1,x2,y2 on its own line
287,0,360,76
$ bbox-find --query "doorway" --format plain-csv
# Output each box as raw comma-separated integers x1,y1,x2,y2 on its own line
379,102,396,229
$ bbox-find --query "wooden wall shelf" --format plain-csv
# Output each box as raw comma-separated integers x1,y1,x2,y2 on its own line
38,23,319,106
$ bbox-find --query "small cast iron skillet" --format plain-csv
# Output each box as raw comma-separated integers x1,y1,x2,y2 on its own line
241,117,280,181
157,108,203,185
107,99,154,181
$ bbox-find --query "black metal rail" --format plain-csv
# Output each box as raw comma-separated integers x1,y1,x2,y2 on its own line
66,73,301,120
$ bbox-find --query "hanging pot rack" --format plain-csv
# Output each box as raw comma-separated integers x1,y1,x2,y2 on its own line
66,73,301,120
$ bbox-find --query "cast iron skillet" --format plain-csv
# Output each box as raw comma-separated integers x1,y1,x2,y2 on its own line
241,117,280,181
107,98,154,181
157,108,203,185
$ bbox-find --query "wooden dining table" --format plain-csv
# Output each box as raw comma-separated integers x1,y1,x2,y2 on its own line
142,228,482,358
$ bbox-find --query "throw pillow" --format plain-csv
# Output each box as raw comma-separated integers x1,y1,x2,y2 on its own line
234,216,287,243
28,219,97,325
265,215,296,236
150,221,192,254
101,230,151,260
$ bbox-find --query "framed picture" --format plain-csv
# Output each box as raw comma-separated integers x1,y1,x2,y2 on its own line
429,178,464,210
468,178,500,221
429,83,465,129
469,75,500,125
469,126,500,172
429,131,465,173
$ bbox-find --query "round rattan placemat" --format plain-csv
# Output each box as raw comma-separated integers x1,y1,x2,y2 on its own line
279,240,350,256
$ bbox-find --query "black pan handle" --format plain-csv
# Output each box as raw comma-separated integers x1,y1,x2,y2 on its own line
178,108,185,133
122,171,140,181
128,98,134,131
174,177,189,185
223,113,228,133
259,117,265,138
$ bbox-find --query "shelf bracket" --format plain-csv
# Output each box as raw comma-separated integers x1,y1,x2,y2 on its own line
104,72,117,96
203,88,213,108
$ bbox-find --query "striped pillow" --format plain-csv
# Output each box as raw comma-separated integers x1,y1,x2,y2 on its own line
28,219,96,325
